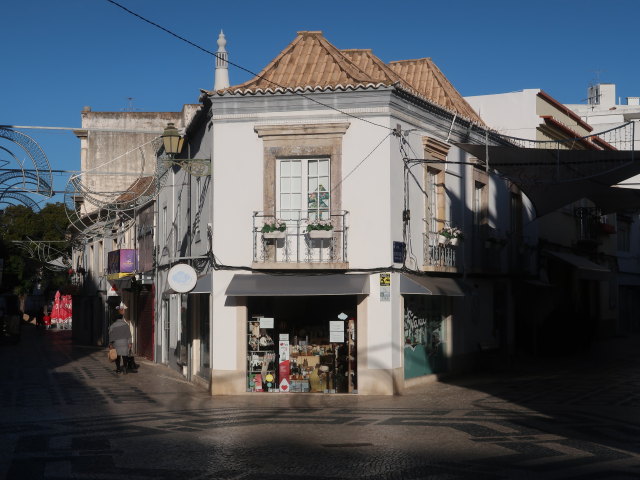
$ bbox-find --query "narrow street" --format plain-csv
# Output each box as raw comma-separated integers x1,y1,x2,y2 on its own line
2,323,640,479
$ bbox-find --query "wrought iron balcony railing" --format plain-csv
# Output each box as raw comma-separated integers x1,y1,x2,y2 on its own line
423,220,460,269
252,211,348,265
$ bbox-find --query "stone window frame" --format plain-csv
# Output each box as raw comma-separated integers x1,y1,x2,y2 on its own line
472,167,490,241
422,137,451,234
254,123,350,217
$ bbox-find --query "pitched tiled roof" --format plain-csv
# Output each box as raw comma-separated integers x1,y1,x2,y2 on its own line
340,49,404,85
210,31,483,125
224,31,380,93
388,59,483,124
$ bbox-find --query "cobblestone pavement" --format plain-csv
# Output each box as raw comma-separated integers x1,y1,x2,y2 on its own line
2,324,640,479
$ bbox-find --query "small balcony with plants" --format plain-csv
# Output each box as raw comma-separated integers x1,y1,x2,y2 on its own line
423,221,462,272
252,211,348,269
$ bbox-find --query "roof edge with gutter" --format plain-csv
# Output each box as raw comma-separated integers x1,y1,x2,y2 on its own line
537,90,593,132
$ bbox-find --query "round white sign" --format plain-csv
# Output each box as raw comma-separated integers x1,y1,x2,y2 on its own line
167,264,198,293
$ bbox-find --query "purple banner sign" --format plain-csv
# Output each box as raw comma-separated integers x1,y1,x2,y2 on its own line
107,249,138,274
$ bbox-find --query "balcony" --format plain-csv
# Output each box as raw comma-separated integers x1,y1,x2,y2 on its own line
252,211,348,269
574,207,603,251
422,221,460,272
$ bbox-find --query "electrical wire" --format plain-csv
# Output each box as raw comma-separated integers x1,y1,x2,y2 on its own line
331,132,392,193
105,0,394,132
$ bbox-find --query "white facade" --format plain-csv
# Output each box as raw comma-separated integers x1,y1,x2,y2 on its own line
193,84,526,395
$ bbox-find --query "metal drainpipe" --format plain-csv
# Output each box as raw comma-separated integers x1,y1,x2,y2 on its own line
153,170,162,364
208,120,214,388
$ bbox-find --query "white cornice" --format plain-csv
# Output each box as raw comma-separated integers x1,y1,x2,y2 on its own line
211,107,390,121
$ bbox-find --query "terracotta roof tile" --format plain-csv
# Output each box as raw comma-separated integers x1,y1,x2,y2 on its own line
388,58,484,124
225,31,375,93
211,31,484,125
341,49,403,85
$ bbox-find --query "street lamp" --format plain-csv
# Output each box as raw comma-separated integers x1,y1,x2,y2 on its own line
159,123,209,176
161,123,184,156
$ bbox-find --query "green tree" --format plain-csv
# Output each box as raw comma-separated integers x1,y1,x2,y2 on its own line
0,203,71,296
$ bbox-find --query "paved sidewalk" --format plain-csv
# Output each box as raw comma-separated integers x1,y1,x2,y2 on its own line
2,323,640,479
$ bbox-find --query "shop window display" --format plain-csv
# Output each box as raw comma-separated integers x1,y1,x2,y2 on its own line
246,297,357,394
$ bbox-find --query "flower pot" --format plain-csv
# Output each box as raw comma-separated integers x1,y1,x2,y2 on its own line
438,234,449,245
308,230,333,239
450,237,460,247
263,231,286,239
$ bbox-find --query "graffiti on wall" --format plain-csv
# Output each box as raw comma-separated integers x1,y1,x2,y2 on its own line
404,298,443,356
403,295,447,378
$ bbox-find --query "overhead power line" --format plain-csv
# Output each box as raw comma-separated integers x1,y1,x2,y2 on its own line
0,125,163,134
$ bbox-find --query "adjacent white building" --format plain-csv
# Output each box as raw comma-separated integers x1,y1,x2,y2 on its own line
566,84,640,334
466,88,640,345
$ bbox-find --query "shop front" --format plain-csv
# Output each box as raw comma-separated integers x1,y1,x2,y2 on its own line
400,274,464,380
226,273,368,394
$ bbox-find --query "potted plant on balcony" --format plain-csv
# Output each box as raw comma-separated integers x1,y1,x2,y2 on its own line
438,226,463,246
261,220,287,239
306,220,334,239
449,227,464,246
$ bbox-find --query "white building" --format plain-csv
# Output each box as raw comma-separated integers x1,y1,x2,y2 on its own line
466,88,640,346
152,31,536,395
566,84,640,334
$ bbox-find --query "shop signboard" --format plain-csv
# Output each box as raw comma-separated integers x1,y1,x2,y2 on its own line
167,264,198,293
107,249,138,278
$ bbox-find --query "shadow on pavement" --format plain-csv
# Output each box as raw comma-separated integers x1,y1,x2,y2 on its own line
2,323,640,479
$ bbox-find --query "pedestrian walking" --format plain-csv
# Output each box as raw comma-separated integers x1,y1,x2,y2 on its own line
109,303,132,374
124,314,139,373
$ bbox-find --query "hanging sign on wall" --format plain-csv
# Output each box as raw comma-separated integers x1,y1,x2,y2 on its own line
167,264,197,293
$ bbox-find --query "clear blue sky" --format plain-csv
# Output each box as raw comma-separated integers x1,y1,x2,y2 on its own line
2,0,639,207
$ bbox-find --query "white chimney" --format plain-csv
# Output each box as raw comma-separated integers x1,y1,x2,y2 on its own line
213,30,229,91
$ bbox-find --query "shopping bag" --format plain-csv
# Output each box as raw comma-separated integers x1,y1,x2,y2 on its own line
108,346,117,362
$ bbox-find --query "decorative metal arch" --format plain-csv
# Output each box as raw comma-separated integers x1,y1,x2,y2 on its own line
65,136,164,251
0,190,40,211
12,238,71,272
0,127,53,197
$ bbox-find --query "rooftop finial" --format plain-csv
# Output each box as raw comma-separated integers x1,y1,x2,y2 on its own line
217,30,227,50
214,30,229,91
